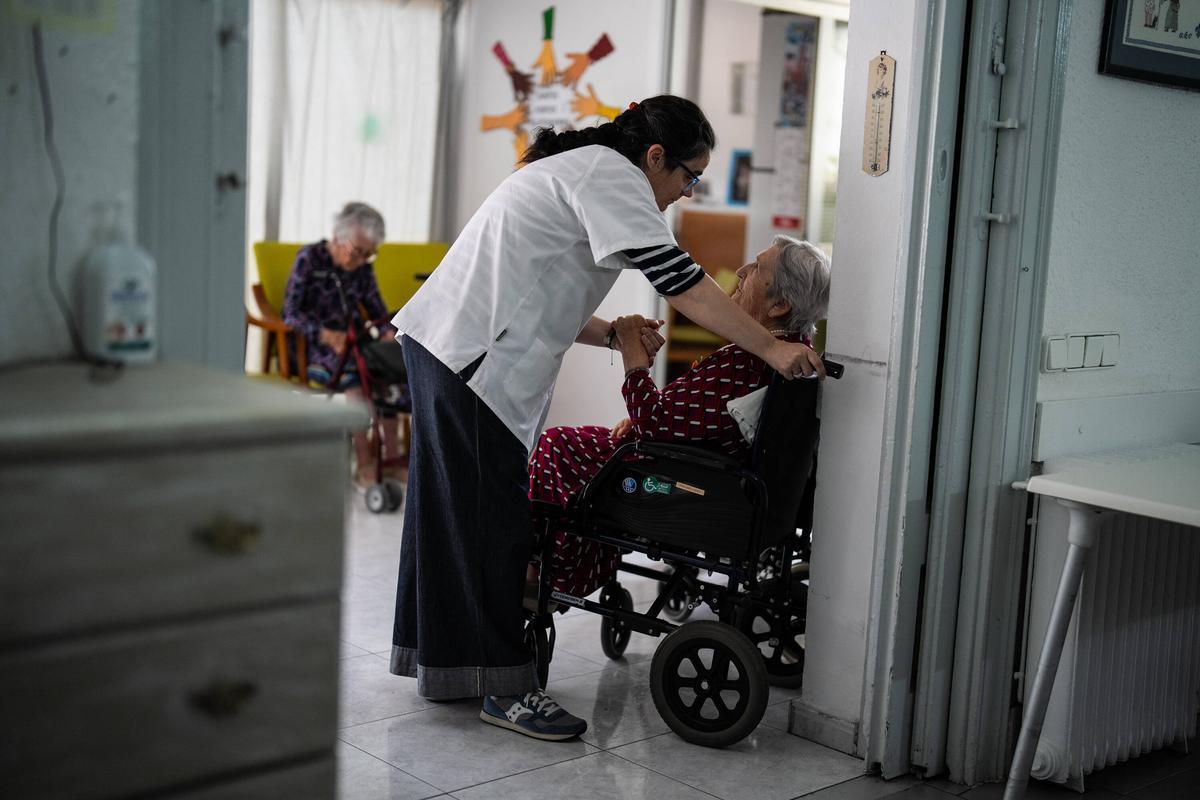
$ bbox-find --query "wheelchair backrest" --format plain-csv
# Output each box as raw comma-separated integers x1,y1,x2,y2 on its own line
749,372,820,548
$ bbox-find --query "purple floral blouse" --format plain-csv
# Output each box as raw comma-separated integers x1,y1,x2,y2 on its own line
281,240,395,375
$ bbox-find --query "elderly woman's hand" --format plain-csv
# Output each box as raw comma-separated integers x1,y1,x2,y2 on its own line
613,315,666,360
320,327,348,356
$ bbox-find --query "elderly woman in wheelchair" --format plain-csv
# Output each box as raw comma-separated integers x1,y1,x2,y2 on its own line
525,235,833,747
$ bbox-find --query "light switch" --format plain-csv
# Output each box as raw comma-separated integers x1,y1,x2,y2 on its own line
1066,336,1086,369
1045,337,1068,370
1100,334,1120,366
1083,336,1104,368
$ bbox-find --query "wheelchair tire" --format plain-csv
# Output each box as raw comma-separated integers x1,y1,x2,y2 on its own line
659,580,695,623
524,620,552,688
599,583,634,660
736,578,808,688
650,620,768,748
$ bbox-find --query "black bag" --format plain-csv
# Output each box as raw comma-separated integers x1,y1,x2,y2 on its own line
361,339,407,383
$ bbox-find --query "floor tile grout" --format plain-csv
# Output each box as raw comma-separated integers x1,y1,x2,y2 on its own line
338,738,443,797
601,746,727,799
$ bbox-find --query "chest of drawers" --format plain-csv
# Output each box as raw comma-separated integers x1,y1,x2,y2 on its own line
0,362,365,799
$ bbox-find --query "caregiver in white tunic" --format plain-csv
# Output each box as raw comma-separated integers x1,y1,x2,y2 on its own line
388,95,824,740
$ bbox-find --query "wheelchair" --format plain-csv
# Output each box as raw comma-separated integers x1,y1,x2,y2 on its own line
525,369,821,748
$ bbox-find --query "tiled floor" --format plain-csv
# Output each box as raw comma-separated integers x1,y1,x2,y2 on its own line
335,495,1200,799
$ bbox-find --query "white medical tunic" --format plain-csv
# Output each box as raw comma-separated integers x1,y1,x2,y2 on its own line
392,145,676,453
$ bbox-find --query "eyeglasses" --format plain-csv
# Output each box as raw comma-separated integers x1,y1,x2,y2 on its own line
675,162,702,191
347,241,377,264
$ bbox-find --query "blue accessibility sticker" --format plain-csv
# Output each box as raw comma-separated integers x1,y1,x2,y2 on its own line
621,476,638,494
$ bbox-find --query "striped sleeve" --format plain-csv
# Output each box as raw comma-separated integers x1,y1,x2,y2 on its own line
623,245,705,296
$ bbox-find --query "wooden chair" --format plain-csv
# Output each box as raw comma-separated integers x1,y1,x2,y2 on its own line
246,242,306,381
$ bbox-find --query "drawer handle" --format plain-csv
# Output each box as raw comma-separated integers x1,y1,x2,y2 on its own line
189,679,259,718
195,515,262,555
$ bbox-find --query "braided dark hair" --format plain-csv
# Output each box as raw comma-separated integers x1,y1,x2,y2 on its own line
521,95,716,168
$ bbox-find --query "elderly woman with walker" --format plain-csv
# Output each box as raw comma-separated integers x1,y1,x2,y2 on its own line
388,95,826,740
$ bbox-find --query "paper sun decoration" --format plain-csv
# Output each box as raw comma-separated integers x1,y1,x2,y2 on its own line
481,6,617,166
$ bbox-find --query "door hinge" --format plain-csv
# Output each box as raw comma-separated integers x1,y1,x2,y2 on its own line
990,30,1007,76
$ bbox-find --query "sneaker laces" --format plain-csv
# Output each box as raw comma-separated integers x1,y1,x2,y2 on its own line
523,689,561,715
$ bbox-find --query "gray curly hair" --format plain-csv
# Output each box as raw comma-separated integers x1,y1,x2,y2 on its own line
767,235,831,336
332,201,385,245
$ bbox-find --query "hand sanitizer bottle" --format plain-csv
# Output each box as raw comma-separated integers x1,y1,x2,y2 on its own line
81,202,158,364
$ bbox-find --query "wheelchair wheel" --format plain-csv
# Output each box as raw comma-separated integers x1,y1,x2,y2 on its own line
736,577,808,687
659,580,695,623
524,620,553,688
599,583,634,660
650,620,768,748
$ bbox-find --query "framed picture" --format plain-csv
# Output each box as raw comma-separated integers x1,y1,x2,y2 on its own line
727,150,752,206
1100,0,1200,91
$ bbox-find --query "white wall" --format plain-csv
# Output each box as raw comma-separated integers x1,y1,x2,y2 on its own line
692,0,761,210
1038,1,1200,404
0,3,140,367
797,0,925,752
450,0,671,430
1,1,248,373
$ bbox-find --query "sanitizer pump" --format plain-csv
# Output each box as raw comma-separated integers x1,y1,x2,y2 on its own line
81,204,158,364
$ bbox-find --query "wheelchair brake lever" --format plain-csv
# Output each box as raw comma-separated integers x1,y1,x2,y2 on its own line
821,356,844,379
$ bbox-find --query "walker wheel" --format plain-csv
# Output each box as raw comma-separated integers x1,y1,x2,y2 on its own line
737,578,807,687
383,479,404,511
650,620,768,748
599,583,634,660
365,484,387,513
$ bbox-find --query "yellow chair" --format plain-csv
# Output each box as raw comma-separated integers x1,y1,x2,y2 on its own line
372,242,449,314
246,242,306,381
245,241,449,381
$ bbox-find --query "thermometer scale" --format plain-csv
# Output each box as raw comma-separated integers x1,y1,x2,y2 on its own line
862,51,896,177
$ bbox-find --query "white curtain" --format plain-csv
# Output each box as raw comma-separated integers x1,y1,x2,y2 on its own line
250,0,442,245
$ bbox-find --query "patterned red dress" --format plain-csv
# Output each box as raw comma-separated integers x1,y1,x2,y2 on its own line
529,333,803,597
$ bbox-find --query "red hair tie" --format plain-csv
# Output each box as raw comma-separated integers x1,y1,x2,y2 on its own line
628,102,638,110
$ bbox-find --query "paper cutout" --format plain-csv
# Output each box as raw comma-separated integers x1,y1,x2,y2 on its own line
482,7,617,166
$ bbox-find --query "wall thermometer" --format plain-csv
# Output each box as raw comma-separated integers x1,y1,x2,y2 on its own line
862,51,896,177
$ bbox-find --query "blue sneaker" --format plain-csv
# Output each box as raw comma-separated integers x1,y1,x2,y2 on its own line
480,690,587,741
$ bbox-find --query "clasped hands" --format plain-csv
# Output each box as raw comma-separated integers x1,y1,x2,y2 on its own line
611,314,666,365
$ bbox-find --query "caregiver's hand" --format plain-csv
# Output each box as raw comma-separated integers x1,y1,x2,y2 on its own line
766,338,825,380
613,315,666,360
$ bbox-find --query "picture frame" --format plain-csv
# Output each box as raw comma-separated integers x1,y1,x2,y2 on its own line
1100,0,1200,92
727,149,752,206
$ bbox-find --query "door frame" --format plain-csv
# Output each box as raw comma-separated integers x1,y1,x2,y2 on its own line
861,0,1074,782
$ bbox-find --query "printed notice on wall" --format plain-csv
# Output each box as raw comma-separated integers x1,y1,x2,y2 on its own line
770,127,807,230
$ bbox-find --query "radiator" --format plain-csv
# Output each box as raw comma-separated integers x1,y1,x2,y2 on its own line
1024,501,1200,791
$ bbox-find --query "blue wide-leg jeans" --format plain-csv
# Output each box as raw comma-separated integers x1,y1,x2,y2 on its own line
388,335,538,699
